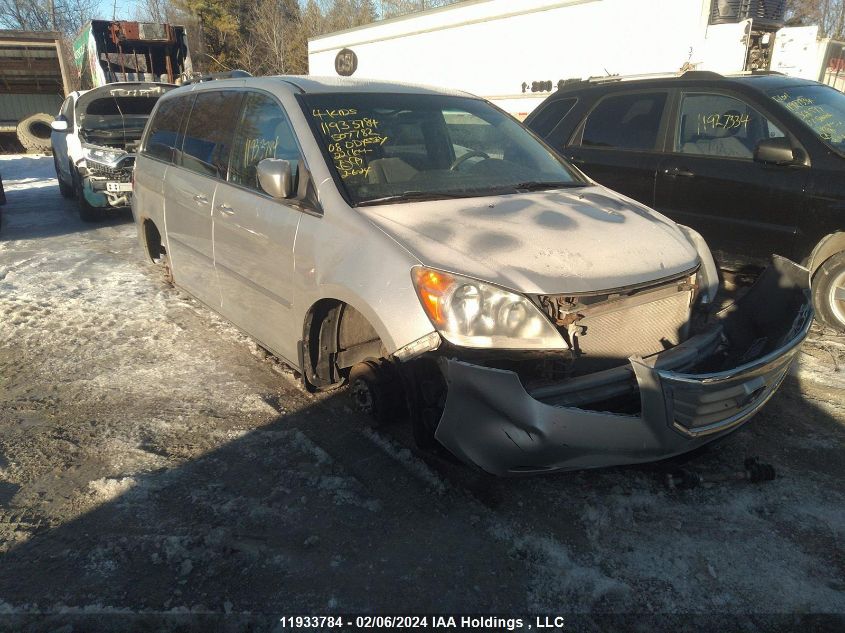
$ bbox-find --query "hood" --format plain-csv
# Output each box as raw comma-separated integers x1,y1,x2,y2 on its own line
357,186,700,295
76,82,175,113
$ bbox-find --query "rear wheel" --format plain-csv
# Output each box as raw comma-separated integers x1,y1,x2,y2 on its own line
813,252,845,331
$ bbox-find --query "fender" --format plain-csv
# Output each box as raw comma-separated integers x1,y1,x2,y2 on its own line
808,232,845,276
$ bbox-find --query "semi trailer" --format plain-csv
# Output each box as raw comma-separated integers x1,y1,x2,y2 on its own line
308,0,833,119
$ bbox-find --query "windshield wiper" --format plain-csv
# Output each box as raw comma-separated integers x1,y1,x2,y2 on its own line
357,191,480,206
510,181,585,191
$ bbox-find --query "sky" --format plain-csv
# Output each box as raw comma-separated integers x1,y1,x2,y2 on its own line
94,0,136,21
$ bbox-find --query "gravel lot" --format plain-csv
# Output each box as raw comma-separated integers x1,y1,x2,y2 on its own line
1,155,844,631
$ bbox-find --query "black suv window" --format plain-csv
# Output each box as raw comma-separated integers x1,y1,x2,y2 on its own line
529,97,577,137
675,93,785,159
582,92,667,151
229,92,301,191
144,95,190,163
180,91,242,178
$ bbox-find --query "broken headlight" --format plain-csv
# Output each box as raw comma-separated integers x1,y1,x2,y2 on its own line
82,144,129,169
412,266,567,350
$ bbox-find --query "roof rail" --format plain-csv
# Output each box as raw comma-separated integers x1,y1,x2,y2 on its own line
179,69,252,86
584,70,725,84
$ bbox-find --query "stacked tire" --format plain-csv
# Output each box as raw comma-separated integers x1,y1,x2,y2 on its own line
16,113,53,154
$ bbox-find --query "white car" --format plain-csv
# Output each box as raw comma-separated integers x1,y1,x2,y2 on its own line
50,82,175,221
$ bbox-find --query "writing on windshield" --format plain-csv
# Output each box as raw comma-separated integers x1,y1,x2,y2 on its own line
770,87,845,146
312,108,389,179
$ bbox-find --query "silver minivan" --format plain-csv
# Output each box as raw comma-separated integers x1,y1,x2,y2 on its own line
132,76,812,475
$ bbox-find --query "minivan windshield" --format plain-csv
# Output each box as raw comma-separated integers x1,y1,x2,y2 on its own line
767,83,845,152
301,93,585,205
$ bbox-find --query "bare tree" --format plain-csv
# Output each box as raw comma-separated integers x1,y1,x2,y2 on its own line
378,0,459,19
787,0,845,39
236,0,302,75
0,0,97,34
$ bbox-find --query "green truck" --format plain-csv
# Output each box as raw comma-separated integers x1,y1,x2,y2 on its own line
72,20,192,89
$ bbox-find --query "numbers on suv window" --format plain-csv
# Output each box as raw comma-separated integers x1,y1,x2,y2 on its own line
675,93,785,159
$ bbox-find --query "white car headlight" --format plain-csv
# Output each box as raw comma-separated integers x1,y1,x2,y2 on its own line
412,266,567,350
82,144,128,169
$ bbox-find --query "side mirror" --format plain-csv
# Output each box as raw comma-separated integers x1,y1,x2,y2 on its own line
754,137,797,165
50,118,68,132
257,158,293,199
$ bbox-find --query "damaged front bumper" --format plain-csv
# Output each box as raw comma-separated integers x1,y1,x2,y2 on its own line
79,152,135,209
434,257,813,476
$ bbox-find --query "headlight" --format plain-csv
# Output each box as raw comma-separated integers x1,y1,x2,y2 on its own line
412,266,567,350
678,225,719,304
82,144,128,168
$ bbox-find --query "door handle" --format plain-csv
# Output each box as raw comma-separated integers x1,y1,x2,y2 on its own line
193,194,209,204
217,203,234,215
664,167,695,178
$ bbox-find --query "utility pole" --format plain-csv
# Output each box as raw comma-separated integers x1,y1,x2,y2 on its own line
48,0,57,30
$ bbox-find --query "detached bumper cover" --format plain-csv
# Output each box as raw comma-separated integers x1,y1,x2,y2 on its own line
434,257,813,475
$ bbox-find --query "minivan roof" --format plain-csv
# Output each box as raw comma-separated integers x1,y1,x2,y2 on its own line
169,74,478,98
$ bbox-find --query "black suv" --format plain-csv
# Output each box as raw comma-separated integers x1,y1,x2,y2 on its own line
526,71,845,330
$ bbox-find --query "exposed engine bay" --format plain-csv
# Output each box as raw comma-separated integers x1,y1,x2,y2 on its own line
75,83,173,208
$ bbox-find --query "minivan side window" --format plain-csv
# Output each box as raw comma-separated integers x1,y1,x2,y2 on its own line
229,92,301,192
675,93,785,159
179,90,242,178
144,96,190,163
581,92,668,151
530,97,577,138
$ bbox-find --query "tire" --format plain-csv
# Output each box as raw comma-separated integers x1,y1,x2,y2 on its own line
812,251,845,331
16,113,53,154
348,359,403,427
75,174,104,222
53,155,74,198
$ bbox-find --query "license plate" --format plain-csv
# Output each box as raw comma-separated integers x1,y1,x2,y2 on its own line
107,182,133,192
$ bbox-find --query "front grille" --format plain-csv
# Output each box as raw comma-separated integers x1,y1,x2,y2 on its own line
659,351,795,437
88,158,134,182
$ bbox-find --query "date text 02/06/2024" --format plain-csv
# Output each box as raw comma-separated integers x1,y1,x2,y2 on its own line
278,615,568,630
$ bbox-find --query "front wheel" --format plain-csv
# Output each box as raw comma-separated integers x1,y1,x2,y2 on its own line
348,359,404,427
54,157,73,198
75,175,104,222
812,252,845,331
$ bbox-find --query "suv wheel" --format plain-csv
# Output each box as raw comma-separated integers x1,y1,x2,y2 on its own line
812,252,845,331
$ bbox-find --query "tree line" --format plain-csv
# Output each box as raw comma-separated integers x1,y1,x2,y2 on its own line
0,0,461,76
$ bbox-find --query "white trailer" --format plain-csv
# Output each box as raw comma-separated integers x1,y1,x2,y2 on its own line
307,0,817,119
769,26,845,92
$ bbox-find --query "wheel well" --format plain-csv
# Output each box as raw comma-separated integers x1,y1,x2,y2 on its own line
143,219,164,262
810,232,845,278
302,299,384,390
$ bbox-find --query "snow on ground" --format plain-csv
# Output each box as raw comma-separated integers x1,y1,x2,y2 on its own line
0,156,844,628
